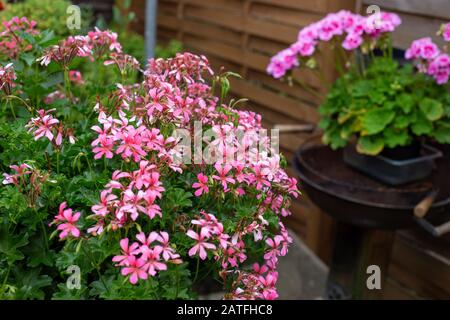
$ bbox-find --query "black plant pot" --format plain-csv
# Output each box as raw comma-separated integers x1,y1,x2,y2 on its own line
343,143,443,186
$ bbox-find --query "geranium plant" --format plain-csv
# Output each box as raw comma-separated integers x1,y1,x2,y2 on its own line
0,16,298,300
268,11,450,155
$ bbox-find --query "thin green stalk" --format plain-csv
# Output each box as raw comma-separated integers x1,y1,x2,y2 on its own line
63,67,72,102
7,99,16,120
0,265,11,295
193,257,200,284
40,219,50,252
33,206,49,252
81,243,110,295
4,95,33,113
175,266,180,299
56,151,60,174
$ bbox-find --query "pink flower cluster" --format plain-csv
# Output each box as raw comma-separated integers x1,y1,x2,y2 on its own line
267,10,401,78
442,23,450,42
25,109,76,146
112,232,181,284
104,52,141,75
88,161,165,234
0,63,16,95
37,28,121,67
91,111,180,172
405,30,450,85
37,35,92,67
2,163,32,186
44,90,67,104
87,52,299,298
186,212,225,260
50,202,81,239
405,37,441,61
87,27,122,57
68,70,84,85
228,223,292,300
0,16,38,59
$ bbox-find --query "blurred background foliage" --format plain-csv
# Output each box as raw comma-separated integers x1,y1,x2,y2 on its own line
0,0,182,62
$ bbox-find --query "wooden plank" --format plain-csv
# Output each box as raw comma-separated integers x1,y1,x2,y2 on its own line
246,69,323,105
383,278,418,300
391,13,446,50
362,0,450,21
183,0,243,13
231,78,320,123
388,233,450,298
183,5,306,44
250,0,330,14
250,2,323,28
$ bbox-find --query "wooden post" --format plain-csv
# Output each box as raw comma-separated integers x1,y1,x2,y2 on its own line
326,222,395,299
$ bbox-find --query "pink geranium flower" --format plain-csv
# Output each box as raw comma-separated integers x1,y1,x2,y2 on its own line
186,230,216,260
141,246,167,276
192,173,209,197
26,109,59,142
212,162,235,191
157,231,180,261
112,238,140,266
342,33,363,51
53,205,81,239
443,23,450,42
92,190,117,216
120,256,148,284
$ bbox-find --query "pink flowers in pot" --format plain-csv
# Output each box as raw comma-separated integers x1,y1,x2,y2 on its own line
86,52,299,298
112,232,180,284
267,10,401,78
405,25,450,85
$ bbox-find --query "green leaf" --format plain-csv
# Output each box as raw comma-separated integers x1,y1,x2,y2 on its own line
23,233,55,267
412,114,433,135
362,108,395,135
356,135,385,155
41,72,64,89
384,127,410,148
419,98,443,121
393,115,410,129
434,127,450,144
11,268,52,299
20,52,36,67
396,94,414,114
0,225,29,264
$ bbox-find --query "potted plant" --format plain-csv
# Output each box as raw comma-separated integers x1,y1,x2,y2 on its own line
268,10,450,185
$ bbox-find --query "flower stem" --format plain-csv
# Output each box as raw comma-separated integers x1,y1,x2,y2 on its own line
9,101,16,120
56,151,60,174
193,257,200,284
0,265,11,295
63,67,72,102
